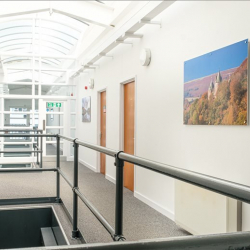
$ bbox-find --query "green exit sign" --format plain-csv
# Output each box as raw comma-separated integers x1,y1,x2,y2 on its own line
48,102,62,108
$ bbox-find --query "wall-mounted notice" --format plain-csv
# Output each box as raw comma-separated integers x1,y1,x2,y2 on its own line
184,39,248,125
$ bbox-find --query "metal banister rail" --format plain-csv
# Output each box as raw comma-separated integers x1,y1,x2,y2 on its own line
58,135,75,142
75,139,118,157
58,135,121,240
118,152,250,204
1,133,250,248
75,188,115,237
58,134,250,244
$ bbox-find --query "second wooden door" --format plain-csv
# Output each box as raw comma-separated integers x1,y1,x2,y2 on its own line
123,82,135,191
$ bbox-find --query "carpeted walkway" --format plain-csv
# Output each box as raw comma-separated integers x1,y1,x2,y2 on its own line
0,161,189,244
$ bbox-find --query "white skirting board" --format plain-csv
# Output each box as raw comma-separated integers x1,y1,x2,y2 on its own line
134,191,175,221
105,174,116,184
175,180,242,235
79,159,97,172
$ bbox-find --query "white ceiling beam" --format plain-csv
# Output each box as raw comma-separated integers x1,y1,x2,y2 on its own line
0,1,49,18
86,63,99,67
0,1,114,28
115,41,133,45
99,53,113,58
79,1,175,66
88,1,114,11
122,32,143,39
83,66,96,70
139,19,161,27
51,1,114,28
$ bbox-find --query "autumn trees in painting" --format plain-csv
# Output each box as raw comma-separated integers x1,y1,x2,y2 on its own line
184,40,248,125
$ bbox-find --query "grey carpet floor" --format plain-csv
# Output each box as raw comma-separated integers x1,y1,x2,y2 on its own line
0,161,189,244
46,144,63,155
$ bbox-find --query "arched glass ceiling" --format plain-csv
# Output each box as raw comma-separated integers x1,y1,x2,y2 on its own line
0,11,88,82
0,17,83,56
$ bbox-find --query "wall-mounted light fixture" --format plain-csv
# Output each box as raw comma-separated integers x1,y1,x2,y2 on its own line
140,48,151,66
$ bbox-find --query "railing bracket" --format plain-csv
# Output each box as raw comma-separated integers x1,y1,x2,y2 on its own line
113,234,126,241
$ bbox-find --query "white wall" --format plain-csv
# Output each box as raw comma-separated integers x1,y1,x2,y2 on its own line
76,1,250,229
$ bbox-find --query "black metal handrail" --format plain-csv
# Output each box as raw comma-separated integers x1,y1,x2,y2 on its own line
75,139,118,157
118,152,250,204
57,134,250,242
1,133,250,247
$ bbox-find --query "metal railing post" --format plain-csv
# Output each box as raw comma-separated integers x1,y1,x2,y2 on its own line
56,135,60,203
114,152,125,241
40,131,43,168
72,139,80,238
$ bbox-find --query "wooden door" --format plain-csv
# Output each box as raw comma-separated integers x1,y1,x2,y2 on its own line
100,91,106,174
124,82,135,191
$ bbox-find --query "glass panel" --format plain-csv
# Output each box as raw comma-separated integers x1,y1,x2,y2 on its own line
4,114,31,127
39,70,67,83
46,128,63,141
41,85,75,96
46,143,63,155
3,130,32,142
39,37,71,54
71,115,75,127
35,99,39,111
30,113,39,127
4,99,32,111
6,69,33,82
1,57,32,66
41,58,61,67
43,57,68,67
70,100,76,112
41,19,80,40
0,84,32,95
46,114,63,126
70,129,75,138
70,143,73,156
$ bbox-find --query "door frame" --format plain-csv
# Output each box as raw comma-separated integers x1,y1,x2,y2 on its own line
97,87,107,174
119,76,137,191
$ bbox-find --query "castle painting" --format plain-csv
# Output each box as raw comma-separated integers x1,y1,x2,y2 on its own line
184,39,248,125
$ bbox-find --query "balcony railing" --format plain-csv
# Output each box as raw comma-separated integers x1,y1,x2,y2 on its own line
0,132,249,249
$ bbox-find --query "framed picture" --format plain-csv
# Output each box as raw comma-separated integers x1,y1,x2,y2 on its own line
184,39,248,125
82,96,91,122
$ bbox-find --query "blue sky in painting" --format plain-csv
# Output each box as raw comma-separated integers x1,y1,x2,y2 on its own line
184,39,248,83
